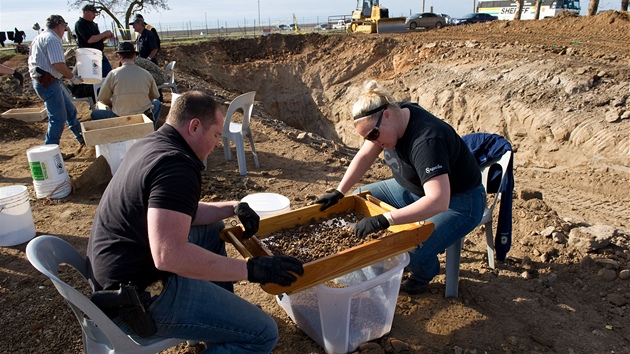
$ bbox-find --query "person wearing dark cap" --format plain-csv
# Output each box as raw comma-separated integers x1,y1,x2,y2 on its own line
28,14,85,160
134,14,160,56
130,17,158,65
91,42,161,129
75,4,114,77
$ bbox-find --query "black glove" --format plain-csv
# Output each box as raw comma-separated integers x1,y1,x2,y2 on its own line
354,214,389,238
314,189,344,211
234,202,260,239
12,71,23,86
247,256,305,286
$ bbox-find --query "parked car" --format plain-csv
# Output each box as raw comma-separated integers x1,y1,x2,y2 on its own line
451,13,498,25
437,13,453,25
314,23,329,31
405,12,447,30
275,24,290,31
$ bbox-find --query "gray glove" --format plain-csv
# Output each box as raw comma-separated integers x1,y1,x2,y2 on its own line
70,75,83,85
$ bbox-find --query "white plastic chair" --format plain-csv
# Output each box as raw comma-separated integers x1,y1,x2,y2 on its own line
444,150,512,298
222,91,259,175
157,61,178,94
65,84,95,110
26,235,185,354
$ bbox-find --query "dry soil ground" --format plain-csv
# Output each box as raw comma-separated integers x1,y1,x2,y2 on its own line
1,11,630,354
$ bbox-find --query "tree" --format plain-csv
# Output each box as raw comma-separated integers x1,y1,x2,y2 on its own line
622,0,629,11
68,0,169,40
587,0,600,15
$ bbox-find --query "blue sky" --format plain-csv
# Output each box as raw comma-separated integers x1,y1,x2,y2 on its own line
0,0,619,39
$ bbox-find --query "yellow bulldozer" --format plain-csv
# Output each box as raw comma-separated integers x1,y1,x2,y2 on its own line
348,0,407,34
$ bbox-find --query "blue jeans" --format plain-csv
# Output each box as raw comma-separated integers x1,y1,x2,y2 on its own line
147,222,278,353
32,79,84,145
355,179,486,283
91,100,162,130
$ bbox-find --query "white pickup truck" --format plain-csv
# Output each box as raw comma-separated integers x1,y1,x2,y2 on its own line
332,20,350,30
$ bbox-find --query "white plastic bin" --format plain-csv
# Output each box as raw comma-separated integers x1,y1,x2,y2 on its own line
277,253,409,354
95,139,138,176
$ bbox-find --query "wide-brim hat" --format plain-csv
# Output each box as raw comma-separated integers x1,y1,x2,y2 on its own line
115,42,138,54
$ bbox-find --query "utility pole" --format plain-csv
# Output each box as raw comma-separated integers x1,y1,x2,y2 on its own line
258,0,261,34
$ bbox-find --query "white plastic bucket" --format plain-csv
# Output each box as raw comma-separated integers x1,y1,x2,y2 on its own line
26,144,72,199
95,139,138,176
32,177,72,199
75,48,103,84
0,185,36,246
241,193,290,218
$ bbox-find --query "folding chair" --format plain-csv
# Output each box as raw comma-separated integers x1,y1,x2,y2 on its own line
157,61,178,94
444,150,512,298
221,91,259,175
26,235,185,354
64,84,94,111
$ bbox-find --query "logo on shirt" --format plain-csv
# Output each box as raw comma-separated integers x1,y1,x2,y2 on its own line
383,150,401,174
426,164,443,174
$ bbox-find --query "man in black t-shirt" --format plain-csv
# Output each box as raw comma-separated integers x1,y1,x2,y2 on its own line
130,17,158,65
87,90,303,347
134,14,160,55
74,4,114,76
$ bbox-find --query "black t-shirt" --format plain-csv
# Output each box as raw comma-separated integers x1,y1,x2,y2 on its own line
87,124,205,291
145,24,160,51
74,17,104,51
136,28,158,61
383,102,481,197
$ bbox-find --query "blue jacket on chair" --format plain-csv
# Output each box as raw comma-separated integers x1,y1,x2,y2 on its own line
462,133,514,262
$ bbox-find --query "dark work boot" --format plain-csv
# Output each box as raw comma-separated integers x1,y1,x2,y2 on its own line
400,278,429,295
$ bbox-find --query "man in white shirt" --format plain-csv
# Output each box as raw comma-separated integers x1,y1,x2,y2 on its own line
28,14,85,160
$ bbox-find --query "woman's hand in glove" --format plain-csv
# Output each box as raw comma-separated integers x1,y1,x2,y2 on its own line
247,256,304,286
354,214,389,238
314,189,344,211
234,202,260,239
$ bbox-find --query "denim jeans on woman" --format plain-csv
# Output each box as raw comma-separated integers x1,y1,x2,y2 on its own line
32,78,84,145
146,222,278,353
355,178,486,284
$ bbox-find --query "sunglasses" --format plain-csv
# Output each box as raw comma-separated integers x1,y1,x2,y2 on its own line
365,108,385,141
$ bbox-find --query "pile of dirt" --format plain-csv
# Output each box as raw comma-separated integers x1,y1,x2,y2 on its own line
1,11,629,354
